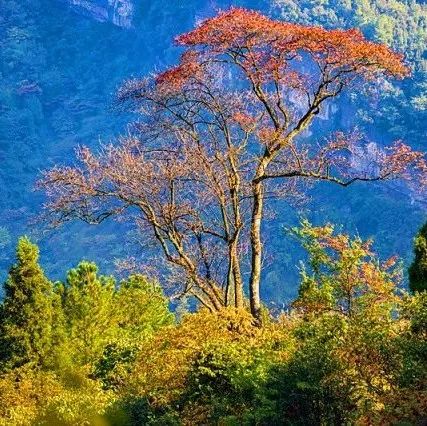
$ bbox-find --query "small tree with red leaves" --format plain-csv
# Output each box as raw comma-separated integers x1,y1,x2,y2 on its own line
38,8,426,320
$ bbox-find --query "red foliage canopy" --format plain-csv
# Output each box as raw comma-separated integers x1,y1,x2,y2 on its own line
170,8,408,85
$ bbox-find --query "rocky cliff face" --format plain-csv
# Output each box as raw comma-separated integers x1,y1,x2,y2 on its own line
66,0,134,28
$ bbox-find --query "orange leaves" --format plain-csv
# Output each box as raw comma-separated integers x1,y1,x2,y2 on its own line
293,220,401,318
40,7,423,320
155,51,203,94
257,126,284,147
175,8,278,49
231,111,255,131
322,234,351,253
175,7,408,84
380,141,427,185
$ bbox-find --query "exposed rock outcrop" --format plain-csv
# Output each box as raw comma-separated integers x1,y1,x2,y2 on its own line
66,0,134,28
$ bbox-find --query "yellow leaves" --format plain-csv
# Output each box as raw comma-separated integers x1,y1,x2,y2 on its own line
127,308,293,407
0,368,60,425
0,297,423,425
0,366,115,426
36,377,115,426
293,220,402,318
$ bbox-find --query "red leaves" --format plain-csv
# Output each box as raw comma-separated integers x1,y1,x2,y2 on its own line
231,111,255,131
175,8,278,49
155,51,203,93
118,8,410,137
380,141,427,185
175,7,408,83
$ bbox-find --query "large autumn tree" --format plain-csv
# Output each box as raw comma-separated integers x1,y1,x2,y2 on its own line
38,8,426,320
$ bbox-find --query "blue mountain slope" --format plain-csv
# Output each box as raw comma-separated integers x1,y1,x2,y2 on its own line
0,0,424,303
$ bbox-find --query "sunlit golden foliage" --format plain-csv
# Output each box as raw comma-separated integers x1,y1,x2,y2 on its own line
126,309,293,414
0,226,425,425
0,366,114,426
0,366,62,425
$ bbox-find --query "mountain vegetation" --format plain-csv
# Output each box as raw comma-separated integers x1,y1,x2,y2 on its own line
409,221,427,293
0,222,426,424
38,8,425,322
0,5,426,425
272,0,427,138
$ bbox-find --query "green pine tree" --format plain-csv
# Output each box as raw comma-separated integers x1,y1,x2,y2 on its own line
94,274,173,389
409,222,427,293
115,274,174,342
61,261,117,367
0,237,64,370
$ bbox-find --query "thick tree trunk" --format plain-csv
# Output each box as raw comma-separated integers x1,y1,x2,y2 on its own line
228,151,244,309
230,240,244,308
224,241,243,308
249,178,264,320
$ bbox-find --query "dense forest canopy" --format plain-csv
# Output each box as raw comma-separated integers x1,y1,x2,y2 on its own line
273,0,426,58
0,223,426,424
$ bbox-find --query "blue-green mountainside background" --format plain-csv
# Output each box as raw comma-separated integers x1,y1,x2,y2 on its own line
0,0,426,303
